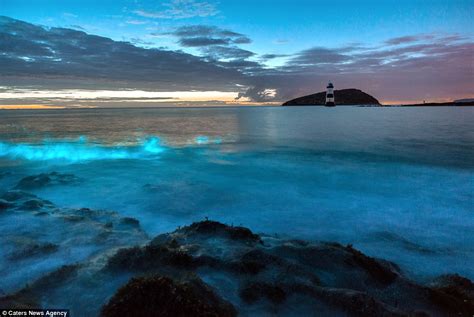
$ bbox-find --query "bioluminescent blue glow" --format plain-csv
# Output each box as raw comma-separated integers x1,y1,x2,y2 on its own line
194,135,222,145
0,135,228,162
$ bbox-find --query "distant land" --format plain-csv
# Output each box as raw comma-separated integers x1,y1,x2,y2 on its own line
396,100,474,107
282,89,474,106
282,89,380,106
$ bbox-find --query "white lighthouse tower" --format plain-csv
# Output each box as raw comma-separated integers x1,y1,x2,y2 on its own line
325,82,335,106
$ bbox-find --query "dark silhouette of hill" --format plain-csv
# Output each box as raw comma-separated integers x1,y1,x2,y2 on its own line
282,88,381,106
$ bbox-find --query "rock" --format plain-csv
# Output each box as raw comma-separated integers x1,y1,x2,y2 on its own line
21,199,45,210
0,265,80,310
230,249,281,274
240,282,286,304
119,217,140,228
4,219,474,317
428,274,474,315
345,244,399,284
15,172,80,190
100,275,237,317
0,198,13,210
106,244,195,271
1,190,37,202
182,220,262,244
282,88,380,106
61,214,86,222
9,241,59,260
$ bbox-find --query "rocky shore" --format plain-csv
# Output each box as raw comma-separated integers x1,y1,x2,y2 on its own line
0,173,473,316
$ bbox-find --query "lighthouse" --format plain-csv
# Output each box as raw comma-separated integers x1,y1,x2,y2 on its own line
325,82,335,107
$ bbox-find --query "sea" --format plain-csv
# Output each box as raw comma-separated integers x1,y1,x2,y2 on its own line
0,106,473,295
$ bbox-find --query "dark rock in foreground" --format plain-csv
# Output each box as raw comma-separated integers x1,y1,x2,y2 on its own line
282,88,381,106
101,276,237,317
1,220,473,316
103,220,474,316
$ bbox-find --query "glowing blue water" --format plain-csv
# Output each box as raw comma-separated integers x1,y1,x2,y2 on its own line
0,106,473,289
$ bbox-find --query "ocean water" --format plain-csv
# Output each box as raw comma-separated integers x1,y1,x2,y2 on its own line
0,106,473,294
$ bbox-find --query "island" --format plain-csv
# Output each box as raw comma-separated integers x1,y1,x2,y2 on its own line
282,89,474,107
282,88,381,106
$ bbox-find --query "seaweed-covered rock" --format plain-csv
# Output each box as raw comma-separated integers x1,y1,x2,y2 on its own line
21,199,46,210
230,249,281,274
3,219,474,317
0,265,80,309
9,241,59,260
101,275,237,317
240,282,286,304
428,274,474,315
0,198,13,210
15,172,80,190
1,190,37,202
182,220,262,244
0,190,54,212
345,244,399,284
119,217,140,228
106,244,195,271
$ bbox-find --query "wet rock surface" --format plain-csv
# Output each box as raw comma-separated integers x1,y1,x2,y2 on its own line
14,172,80,190
1,218,472,316
0,182,149,300
0,172,472,317
101,276,237,317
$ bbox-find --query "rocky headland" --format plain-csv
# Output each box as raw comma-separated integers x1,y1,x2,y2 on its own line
282,89,381,106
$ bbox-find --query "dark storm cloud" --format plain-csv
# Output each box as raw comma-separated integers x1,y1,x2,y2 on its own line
0,16,245,91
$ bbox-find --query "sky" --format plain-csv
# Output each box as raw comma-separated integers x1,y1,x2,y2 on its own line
0,0,473,107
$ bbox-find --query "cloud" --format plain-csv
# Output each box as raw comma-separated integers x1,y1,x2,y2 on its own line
287,47,352,66
163,25,251,47
62,12,78,18
201,45,256,60
273,39,289,44
260,54,289,60
0,16,472,104
178,37,230,46
385,34,435,45
164,24,257,70
125,19,148,25
0,16,244,92
235,35,474,103
235,86,277,102
69,25,85,30
134,0,218,19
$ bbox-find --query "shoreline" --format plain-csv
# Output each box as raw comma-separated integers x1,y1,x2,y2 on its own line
0,182,472,316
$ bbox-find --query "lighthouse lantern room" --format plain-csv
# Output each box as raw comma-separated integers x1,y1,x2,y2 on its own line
325,82,335,106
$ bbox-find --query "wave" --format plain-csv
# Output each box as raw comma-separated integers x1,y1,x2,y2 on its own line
0,135,221,162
